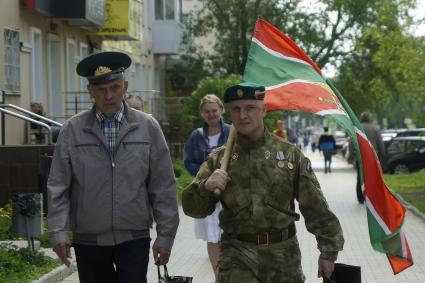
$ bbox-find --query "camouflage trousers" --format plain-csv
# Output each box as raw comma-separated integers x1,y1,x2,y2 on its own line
218,235,305,283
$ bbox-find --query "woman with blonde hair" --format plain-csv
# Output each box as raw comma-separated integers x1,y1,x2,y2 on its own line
184,94,230,281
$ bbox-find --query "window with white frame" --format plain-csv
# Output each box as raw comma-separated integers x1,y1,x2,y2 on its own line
4,29,20,92
155,0,178,20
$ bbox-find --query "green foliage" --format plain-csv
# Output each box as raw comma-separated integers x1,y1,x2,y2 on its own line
0,243,61,282
335,0,425,127
384,170,425,213
181,0,396,78
0,203,13,240
178,74,241,139
173,159,193,204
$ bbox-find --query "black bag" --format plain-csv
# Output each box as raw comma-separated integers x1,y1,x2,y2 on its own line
157,265,193,283
323,263,361,283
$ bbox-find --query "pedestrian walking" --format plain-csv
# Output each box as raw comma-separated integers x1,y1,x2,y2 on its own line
319,127,336,173
47,51,179,283
273,119,287,140
182,83,344,283
184,94,230,282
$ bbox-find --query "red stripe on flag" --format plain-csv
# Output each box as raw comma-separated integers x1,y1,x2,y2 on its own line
356,132,405,231
254,19,322,75
265,82,338,113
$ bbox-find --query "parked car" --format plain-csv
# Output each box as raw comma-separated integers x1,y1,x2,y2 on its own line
395,128,425,138
381,129,399,146
383,136,425,174
334,130,347,150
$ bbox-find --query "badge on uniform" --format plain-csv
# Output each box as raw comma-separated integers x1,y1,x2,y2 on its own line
276,151,285,160
264,150,271,160
277,161,285,168
231,153,238,161
287,162,294,170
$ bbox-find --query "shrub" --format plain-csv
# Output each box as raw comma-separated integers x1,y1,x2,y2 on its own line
0,243,60,282
0,203,13,240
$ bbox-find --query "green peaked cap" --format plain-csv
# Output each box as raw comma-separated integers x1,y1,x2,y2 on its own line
76,51,131,85
223,82,266,103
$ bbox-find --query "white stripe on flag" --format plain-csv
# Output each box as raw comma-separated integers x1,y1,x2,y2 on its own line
365,196,391,235
315,109,348,116
400,230,408,258
252,37,312,67
265,79,319,91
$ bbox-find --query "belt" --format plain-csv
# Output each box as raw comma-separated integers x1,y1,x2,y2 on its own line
234,224,296,245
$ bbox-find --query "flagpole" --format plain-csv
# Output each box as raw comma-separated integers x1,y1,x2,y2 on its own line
213,125,237,198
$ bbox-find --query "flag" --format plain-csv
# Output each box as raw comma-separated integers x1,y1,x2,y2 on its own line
243,19,413,274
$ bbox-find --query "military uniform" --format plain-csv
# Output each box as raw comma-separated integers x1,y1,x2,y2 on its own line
183,130,344,283
182,82,344,282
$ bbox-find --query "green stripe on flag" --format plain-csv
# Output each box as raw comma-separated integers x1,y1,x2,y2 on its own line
244,42,324,87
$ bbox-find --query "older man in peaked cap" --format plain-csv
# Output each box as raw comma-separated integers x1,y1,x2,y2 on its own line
47,51,179,283
182,82,344,282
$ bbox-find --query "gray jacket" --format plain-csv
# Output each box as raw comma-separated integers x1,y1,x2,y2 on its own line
47,103,179,250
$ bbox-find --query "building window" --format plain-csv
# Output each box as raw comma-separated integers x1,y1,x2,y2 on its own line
4,29,20,92
155,0,176,20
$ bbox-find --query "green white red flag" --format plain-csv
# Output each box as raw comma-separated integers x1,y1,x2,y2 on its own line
243,19,413,274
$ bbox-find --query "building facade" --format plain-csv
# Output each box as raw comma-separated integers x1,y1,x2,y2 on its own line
0,0,182,145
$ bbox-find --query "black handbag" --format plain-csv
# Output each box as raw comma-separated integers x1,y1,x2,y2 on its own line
323,263,361,283
157,265,193,283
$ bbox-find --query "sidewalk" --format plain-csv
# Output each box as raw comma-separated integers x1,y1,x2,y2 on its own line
51,151,425,283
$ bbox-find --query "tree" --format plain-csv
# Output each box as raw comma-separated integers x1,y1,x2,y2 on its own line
178,74,241,140
335,0,425,127
181,0,393,76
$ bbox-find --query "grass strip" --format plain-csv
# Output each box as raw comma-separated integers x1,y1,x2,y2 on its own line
384,170,425,214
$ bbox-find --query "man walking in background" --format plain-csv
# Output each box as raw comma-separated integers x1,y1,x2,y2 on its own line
319,127,336,174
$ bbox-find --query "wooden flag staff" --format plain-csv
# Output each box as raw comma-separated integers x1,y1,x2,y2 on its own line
213,125,237,198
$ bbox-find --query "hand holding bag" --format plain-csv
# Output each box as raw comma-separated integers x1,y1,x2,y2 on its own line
157,264,193,283
323,263,361,283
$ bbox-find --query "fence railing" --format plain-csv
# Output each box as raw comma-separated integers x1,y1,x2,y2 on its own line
63,90,163,120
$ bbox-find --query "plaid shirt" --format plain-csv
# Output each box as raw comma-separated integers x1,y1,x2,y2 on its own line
96,103,125,154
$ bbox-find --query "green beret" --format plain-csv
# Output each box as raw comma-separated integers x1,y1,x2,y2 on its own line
223,82,266,103
76,51,131,85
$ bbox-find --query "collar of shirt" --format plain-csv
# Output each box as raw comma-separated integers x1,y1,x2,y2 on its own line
95,103,125,154
95,102,125,125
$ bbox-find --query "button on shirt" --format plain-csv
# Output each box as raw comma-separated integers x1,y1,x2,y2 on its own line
96,103,124,154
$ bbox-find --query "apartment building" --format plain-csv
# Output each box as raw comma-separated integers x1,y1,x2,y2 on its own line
0,0,182,145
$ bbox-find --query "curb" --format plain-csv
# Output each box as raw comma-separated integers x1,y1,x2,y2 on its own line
32,261,77,283
395,192,425,224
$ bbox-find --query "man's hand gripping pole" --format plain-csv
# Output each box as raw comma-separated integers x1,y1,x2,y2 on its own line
213,125,237,198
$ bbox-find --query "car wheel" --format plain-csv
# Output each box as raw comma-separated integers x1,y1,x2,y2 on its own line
393,163,410,174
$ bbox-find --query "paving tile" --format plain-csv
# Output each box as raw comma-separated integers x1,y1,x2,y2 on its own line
57,151,425,283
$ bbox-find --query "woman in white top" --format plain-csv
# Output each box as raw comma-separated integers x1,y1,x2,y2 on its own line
184,94,231,281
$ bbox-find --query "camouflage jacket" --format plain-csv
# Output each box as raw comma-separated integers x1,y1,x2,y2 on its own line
182,130,344,260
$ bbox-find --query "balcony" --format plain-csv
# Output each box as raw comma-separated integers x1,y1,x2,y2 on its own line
152,20,183,55
22,0,105,29
53,0,104,29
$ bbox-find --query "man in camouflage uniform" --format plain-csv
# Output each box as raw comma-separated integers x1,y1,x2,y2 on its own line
182,83,344,283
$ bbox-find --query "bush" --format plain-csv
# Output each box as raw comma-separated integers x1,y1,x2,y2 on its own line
0,243,60,282
0,203,13,240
